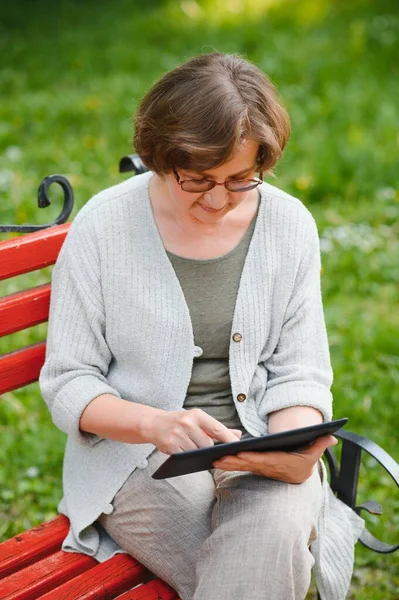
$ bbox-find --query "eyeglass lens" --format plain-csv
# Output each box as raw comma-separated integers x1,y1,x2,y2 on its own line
181,179,261,193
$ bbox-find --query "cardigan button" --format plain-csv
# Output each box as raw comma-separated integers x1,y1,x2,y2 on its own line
194,345,203,358
232,332,242,342
102,503,114,516
236,393,247,402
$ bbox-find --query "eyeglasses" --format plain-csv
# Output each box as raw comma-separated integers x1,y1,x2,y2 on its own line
173,169,263,193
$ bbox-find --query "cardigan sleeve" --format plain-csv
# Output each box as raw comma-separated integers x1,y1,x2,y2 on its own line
262,216,333,422
39,216,122,447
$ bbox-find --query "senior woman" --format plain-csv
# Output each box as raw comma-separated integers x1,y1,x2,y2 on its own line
39,52,363,600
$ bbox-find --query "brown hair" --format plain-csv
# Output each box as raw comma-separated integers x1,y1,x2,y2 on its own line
133,52,291,176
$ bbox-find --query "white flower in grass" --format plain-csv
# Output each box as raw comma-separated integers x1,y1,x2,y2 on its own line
320,223,384,253
320,238,334,253
5,146,22,162
376,187,396,202
26,466,40,478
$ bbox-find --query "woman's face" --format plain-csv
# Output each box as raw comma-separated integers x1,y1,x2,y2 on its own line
165,138,261,225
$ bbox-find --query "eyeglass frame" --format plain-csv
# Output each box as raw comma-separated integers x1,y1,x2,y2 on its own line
173,168,264,193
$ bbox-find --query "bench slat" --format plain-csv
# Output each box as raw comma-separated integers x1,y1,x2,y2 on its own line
36,554,147,600
116,579,179,600
0,342,45,394
0,284,51,338
0,224,69,281
0,516,69,580
0,550,96,600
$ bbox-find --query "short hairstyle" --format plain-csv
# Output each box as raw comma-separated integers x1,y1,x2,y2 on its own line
133,52,291,176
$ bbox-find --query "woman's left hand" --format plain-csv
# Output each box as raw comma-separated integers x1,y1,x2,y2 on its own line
212,434,337,484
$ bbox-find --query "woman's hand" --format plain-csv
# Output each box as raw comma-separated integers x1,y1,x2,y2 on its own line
147,408,242,454
212,434,337,484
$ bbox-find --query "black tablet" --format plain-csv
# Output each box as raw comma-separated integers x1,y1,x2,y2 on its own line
152,418,348,479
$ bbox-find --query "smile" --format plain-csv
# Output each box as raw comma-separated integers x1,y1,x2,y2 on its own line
198,203,227,213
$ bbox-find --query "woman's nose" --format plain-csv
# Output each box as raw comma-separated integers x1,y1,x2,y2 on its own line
203,188,228,209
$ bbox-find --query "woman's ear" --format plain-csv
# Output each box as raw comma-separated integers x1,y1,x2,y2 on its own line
257,146,265,167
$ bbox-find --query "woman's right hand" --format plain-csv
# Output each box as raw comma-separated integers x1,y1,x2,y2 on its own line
147,408,242,454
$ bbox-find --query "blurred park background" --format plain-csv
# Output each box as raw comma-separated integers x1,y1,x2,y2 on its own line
0,0,398,597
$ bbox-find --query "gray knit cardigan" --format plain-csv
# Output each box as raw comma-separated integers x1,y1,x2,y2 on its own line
39,171,364,600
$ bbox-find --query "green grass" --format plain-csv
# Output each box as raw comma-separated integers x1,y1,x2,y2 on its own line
1,0,398,597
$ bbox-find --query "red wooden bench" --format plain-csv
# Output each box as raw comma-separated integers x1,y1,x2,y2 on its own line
0,163,397,598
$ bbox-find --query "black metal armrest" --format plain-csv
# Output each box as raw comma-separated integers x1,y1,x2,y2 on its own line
119,154,148,175
325,429,399,554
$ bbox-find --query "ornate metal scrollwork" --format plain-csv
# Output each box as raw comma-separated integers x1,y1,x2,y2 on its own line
0,174,74,233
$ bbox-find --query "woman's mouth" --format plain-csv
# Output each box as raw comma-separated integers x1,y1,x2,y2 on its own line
198,203,227,213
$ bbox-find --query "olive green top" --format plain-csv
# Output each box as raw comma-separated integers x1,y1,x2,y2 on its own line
167,204,259,433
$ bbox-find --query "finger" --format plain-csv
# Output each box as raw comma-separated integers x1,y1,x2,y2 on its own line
297,434,337,457
187,429,215,449
213,456,248,471
176,437,199,452
198,412,242,443
177,410,216,448
213,463,243,471
236,451,272,463
231,429,243,439
214,454,237,463
315,434,338,447
327,434,338,446
214,454,249,465
166,440,197,454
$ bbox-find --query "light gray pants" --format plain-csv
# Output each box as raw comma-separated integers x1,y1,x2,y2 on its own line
98,449,323,600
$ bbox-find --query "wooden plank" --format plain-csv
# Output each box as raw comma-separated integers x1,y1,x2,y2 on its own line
0,224,69,281
0,516,69,580
37,554,148,600
0,343,45,395
115,579,178,600
0,284,51,338
0,550,96,600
